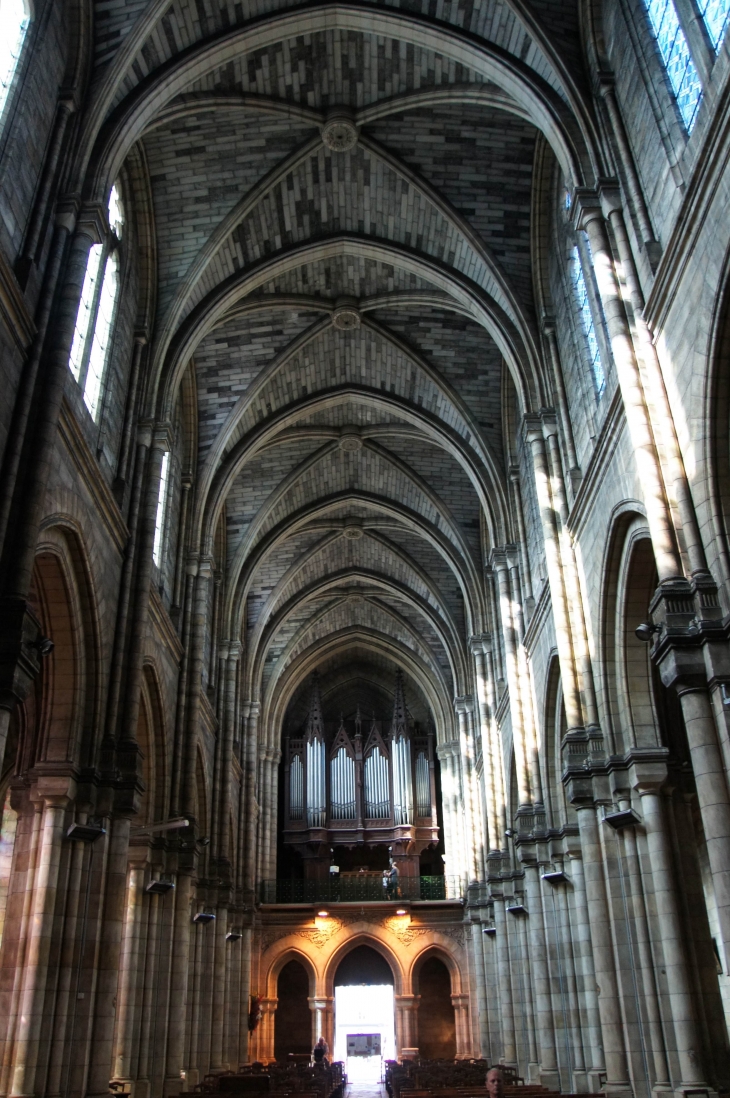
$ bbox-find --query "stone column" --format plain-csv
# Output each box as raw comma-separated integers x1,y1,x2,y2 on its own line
491,549,531,807
451,993,471,1058
676,686,730,964
572,191,682,584
493,893,517,1066
309,997,334,1055
471,636,502,855
437,742,467,885
259,999,277,1061
210,907,228,1070
10,789,70,1097
524,420,583,733
137,889,162,1094
112,861,147,1083
566,844,604,1090
395,994,419,1053
573,803,632,1098
614,806,671,1090
470,914,491,1059
164,873,192,1095
243,705,260,899
636,774,711,1088
522,862,559,1087
455,696,481,881
80,813,134,1098
183,558,213,820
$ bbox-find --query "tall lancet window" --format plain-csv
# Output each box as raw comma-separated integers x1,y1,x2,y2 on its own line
0,0,30,123
304,676,326,827
69,183,124,421
643,0,702,129
698,0,730,49
390,672,413,825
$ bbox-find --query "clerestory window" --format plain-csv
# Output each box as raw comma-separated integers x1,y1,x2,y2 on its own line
0,0,29,123
68,183,124,421
697,0,730,50
643,0,703,130
571,244,606,398
152,451,171,568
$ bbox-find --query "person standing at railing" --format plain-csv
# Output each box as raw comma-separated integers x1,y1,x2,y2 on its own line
385,861,399,899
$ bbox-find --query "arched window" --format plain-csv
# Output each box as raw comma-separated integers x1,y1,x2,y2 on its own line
571,244,606,397
68,183,124,421
0,0,30,121
697,0,730,50
152,451,171,567
643,0,702,130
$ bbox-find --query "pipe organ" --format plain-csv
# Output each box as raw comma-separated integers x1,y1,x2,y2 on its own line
283,672,440,878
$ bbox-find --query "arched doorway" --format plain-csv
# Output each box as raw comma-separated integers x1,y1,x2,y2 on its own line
416,956,455,1059
333,945,395,1083
274,959,312,1060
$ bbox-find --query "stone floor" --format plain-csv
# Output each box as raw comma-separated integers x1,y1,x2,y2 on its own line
346,1082,387,1098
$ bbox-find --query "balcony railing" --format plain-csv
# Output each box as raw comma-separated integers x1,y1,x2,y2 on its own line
259,875,463,904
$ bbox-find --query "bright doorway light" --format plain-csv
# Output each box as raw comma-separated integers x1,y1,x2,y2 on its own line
334,984,395,1083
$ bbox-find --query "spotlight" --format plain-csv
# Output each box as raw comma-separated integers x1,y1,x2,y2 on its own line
635,621,660,642
317,910,329,918
395,908,407,916
30,636,54,656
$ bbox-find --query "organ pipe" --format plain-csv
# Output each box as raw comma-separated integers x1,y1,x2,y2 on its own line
364,747,389,818
330,747,356,820
289,755,303,820
306,738,325,827
392,734,413,825
415,750,430,817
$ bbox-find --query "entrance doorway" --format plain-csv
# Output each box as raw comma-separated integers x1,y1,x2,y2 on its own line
333,945,395,1083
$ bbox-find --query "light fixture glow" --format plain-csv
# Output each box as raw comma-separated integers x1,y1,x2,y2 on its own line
317,910,329,917
395,908,407,915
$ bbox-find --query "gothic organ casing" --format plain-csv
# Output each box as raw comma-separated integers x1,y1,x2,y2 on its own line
282,675,439,878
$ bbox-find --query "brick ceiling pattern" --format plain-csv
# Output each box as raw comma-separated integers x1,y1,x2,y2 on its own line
88,0,584,732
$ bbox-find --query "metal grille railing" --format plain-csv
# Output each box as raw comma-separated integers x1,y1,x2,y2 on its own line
259,875,463,904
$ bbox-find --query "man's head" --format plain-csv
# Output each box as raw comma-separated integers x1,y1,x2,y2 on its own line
486,1068,504,1098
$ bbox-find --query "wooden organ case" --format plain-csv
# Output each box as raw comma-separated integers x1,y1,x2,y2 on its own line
283,673,440,879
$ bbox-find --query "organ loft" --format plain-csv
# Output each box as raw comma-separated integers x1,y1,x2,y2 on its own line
282,673,440,882
2,0,730,1095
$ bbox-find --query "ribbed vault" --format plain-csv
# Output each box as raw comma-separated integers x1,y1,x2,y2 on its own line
79,0,603,746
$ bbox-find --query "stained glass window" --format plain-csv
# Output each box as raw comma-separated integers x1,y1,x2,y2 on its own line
68,183,124,422
698,0,730,49
572,245,606,397
644,0,703,130
0,0,29,120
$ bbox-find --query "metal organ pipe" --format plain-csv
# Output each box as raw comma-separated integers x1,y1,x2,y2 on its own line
365,747,389,818
306,738,325,827
415,751,430,818
331,747,355,820
392,735,413,824
289,755,303,820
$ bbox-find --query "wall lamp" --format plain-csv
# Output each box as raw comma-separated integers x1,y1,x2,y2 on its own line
635,622,660,642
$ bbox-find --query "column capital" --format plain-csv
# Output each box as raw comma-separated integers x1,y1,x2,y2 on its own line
570,187,603,232
151,422,173,451
522,412,545,447
454,694,474,714
469,633,492,656
76,200,109,244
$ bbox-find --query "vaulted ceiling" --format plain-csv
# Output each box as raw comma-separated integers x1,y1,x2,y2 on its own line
84,0,597,739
